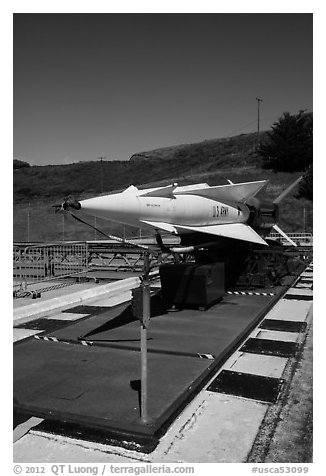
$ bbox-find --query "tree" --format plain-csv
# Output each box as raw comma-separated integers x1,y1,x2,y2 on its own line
259,111,312,172
13,159,30,170
296,163,313,201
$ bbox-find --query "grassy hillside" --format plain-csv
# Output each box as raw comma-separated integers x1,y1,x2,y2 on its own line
130,131,262,163
13,131,313,242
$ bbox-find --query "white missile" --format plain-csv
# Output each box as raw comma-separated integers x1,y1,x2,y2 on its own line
57,177,302,247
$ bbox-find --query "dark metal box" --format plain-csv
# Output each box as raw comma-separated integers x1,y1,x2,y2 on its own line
159,262,224,310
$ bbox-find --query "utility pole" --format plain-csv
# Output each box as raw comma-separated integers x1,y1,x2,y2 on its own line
98,157,106,194
27,202,30,242
100,157,103,193
256,97,263,147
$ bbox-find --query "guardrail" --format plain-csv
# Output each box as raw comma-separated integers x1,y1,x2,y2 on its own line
14,233,312,297
13,240,168,298
267,232,313,246
13,242,88,296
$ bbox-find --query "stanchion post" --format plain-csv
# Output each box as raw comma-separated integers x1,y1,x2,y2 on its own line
140,251,151,423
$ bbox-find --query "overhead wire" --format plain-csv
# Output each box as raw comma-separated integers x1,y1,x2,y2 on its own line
69,212,151,251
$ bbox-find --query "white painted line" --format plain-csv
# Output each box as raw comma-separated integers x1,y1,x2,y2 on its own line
197,353,215,359
226,291,275,296
34,336,58,342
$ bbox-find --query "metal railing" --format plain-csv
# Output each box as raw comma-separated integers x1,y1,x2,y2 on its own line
13,242,88,296
267,232,313,246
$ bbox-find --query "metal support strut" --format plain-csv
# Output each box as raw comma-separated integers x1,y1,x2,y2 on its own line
140,251,151,423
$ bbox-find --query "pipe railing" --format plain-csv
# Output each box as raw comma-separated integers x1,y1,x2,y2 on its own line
13,242,89,295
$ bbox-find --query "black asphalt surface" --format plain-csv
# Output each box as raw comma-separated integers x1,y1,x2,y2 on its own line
14,289,280,446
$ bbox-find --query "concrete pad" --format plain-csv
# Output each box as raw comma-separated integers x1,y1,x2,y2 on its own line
13,329,43,343
297,276,313,282
300,269,313,280
75,290,132,308
265,299,312,322
14,417,44,443
294,283,313,289
13,277,140,323
14,433,140,463
13,282,99,310
36,291,133,326
14,391,269,463
226,353,288,378
158,392,268,462
286,288,313,299
40,312,89,321
92,291,132,307
253,329,300,342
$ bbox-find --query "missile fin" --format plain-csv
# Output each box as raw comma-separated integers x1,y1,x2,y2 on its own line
140,220,178,234
174,223,268,245
174,180,268,202
122,185,140,194
141,220,267,245
138,184,177,198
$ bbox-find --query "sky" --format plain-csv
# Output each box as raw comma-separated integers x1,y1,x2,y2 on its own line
13,13,313,166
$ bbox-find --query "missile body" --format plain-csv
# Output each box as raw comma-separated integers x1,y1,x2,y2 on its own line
79,191,250,229
57,178,301,247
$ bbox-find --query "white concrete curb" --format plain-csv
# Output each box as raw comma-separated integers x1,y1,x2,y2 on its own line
14,276,141,324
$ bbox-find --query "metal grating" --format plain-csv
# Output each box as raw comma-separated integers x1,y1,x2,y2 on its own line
284,294,313,301
14,318,75,333
207,370,284,403
240,338,299,357
259,319,307,333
